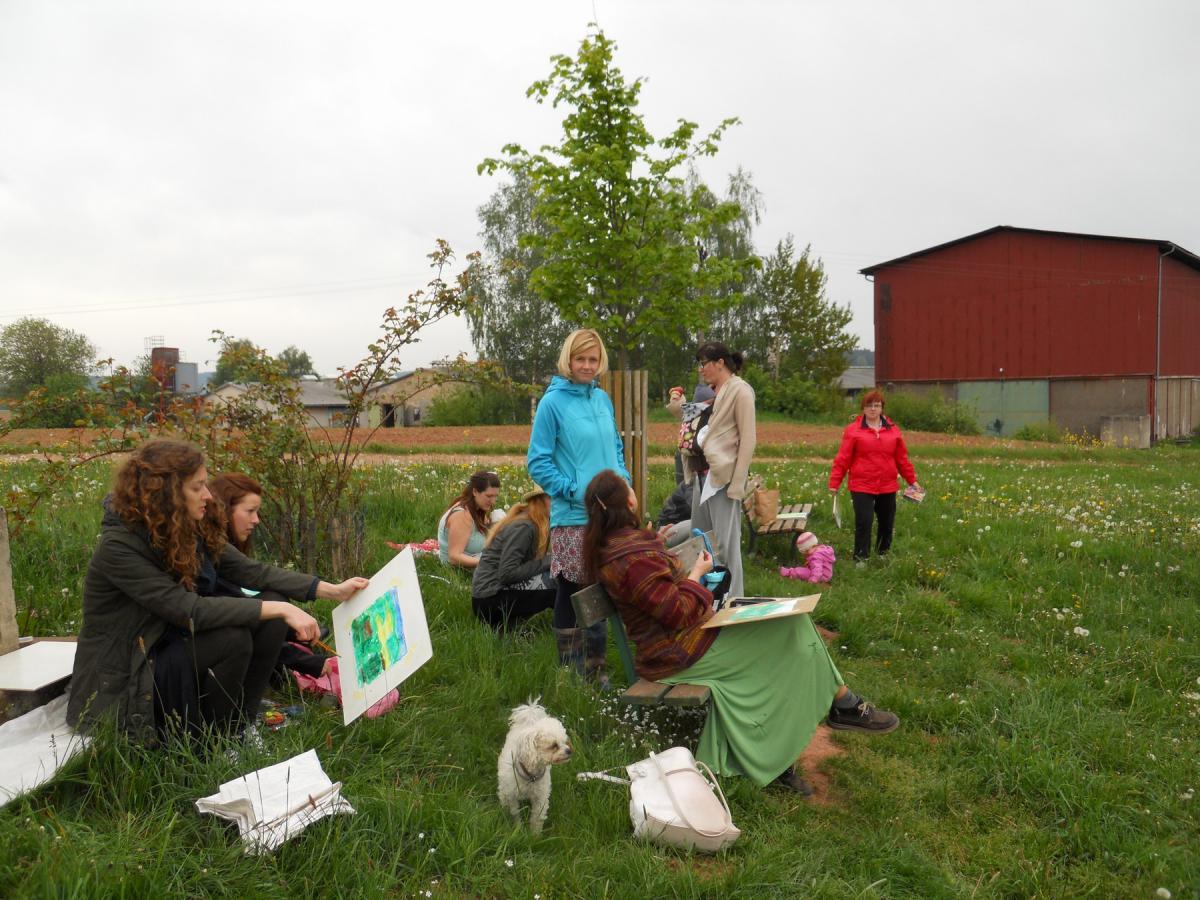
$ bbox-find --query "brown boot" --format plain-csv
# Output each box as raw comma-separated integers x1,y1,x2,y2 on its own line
583,620,610,689
555,627,584,673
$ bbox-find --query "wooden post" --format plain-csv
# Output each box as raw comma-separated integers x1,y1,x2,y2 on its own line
601,370,648,515
0,508,18,656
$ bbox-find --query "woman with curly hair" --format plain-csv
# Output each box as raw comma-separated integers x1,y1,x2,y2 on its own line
67,440,368,743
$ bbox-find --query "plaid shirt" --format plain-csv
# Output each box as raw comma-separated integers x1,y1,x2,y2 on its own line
597,528,718,681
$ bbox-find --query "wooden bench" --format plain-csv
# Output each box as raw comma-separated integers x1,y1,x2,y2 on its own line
742,478,812,563
570,532,717,709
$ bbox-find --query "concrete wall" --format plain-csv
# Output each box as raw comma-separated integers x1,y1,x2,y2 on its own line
1155,377,1200,440
957,379,1049,437
1048,378,1150,439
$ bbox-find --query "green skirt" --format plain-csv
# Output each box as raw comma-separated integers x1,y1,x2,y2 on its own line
661,615,843,787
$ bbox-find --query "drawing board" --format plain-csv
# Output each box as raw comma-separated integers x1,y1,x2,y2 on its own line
331,548,431,725
701,594,821,629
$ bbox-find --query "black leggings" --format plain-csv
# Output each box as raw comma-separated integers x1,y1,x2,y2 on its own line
152,618,288,738
851,491,897,560
553,575,583,628
472,588,556,631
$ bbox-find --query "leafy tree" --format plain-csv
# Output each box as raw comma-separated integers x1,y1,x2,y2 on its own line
278,346,317,378
1,241,507,574
728,237,856,386
211,338,265,386
467,171,568,386
479,29,756,369
0,317,96,396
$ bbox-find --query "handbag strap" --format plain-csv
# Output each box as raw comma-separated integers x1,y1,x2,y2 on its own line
650,751,733,838
694,759,735,821
576,768,630,786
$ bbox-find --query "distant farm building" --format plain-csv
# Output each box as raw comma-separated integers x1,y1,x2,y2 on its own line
205,378,353,428
862,226,1200,444
365,368,458,427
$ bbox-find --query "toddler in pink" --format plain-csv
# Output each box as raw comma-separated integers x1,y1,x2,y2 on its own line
779,532,836,583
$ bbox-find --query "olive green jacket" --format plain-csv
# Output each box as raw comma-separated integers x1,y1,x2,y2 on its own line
66,504,318,740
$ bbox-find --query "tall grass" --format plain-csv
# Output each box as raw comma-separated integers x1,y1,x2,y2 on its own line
1,450,1197,897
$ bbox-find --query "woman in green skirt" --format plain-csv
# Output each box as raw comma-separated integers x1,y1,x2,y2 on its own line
581,469,899,794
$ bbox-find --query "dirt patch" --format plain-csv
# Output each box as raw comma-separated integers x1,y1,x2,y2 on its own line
795,725,845,807
0,422,1036,453
664,856,739,879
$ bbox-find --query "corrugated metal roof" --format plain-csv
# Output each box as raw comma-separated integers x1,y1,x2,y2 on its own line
860,225,1200,275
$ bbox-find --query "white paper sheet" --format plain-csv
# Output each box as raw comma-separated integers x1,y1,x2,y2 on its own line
331,547,432,726
832,492,842,529
195,748,355,854
699,473,724,507
0,693,91,807
0,641,76,691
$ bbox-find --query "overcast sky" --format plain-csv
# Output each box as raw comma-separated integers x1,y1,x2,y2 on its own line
2,1,1198,377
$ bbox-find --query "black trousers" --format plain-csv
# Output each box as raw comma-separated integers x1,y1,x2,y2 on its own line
152,618,288,738
553,575,582,628
851,491,898,560
472,587,556,632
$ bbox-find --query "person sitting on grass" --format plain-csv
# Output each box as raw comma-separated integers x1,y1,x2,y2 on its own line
581,468,899,795
67,439,368,745
471,488,557,631
438,470,502,570
209,471,334,679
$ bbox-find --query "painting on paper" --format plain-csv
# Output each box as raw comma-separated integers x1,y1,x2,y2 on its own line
331,548,432,725
349,587,408,686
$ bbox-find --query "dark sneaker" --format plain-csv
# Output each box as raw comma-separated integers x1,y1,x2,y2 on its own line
771,766,814,797
827,700,899,734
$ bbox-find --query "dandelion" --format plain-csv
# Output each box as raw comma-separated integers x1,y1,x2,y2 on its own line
1069,540,1082,549
1155,889,1171,899
505,859,514,868
1072,626,1089,637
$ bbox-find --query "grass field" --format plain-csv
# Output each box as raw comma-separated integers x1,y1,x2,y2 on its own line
1,445,1198,898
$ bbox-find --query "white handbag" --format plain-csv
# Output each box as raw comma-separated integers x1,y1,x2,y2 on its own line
578,746,741,853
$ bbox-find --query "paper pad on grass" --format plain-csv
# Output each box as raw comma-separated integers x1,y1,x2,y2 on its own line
195,749,354,854
0,693,91,807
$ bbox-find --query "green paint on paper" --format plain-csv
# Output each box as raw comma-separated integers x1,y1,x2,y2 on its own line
350,586,408,687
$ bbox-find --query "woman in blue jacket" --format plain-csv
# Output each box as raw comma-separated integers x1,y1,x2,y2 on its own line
527,328,630,683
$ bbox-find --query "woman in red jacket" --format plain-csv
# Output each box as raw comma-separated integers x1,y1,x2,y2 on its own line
829,389,921,562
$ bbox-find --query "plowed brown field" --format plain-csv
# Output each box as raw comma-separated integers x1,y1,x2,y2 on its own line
0,423,1005,453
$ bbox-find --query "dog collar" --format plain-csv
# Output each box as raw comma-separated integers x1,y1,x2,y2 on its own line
517,760,545,782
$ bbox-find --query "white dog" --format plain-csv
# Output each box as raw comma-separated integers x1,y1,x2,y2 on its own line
497,699,572,834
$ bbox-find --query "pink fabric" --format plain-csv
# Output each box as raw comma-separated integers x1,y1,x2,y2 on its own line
291,657,400,719
779,544,836,583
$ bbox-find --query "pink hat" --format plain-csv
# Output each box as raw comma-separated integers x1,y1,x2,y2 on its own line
794,532,818,555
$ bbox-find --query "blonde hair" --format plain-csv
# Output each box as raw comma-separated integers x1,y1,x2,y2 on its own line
485,493,550,557
556,329,609,380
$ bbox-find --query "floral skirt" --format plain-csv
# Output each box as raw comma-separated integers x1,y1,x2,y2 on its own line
550,525,587,583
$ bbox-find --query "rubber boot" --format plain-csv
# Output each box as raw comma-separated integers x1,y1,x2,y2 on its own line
555,627,584,673
582,620,610,690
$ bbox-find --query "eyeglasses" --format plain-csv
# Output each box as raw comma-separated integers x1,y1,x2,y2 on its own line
696,359,715,367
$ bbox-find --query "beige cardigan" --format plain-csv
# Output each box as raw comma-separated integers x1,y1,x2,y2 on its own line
684,375,757,500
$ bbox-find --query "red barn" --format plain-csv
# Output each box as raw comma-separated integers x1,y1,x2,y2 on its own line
861,226,1200,444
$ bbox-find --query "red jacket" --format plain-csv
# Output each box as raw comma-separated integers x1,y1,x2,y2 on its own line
597,527,718,681
828,415,917,495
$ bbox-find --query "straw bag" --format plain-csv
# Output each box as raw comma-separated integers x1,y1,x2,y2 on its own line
578,747,740,852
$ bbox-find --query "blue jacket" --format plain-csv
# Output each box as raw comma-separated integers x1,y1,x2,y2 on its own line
528,375,630,527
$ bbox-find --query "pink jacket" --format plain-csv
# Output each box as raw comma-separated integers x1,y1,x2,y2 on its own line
783,544,836,583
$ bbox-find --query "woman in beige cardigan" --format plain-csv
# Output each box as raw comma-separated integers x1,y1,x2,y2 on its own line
687,341,756,597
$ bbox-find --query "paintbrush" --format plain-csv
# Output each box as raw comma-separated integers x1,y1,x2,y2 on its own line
311,637,337,656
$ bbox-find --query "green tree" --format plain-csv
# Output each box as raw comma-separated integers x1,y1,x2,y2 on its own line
211,338,265,386
467,171,568,386
0,317,96,396
479,29,756,369
278,346,317,378
729,237,856,385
